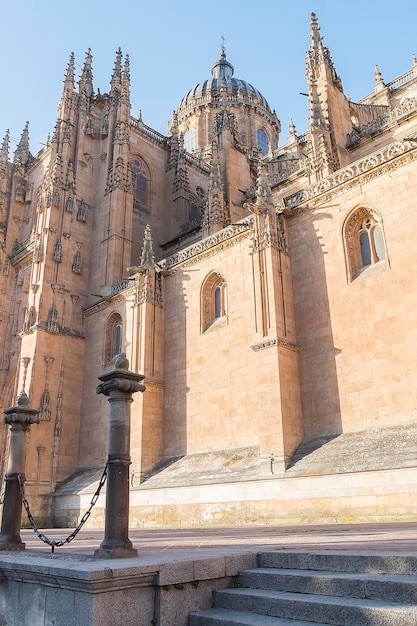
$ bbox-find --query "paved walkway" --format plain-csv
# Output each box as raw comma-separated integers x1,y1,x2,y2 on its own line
17,522,417,564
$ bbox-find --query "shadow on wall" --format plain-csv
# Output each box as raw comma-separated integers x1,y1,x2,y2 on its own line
162,269,190,459
291,208,343,440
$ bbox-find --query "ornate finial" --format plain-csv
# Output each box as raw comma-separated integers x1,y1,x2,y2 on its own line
114,352,129,370
310,12,321,45
123,53,130,83
21,357,31,394
412,53,417,68
374,64,383,84
111,47,123,84
14,122,30,166
289,119,296,136
0,129,10,165
79,49,94,100
17,391,30,407
220,35,226,57
211,40,234,80
64,52,75,85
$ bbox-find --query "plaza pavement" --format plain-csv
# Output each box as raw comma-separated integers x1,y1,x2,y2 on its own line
17,521,417,565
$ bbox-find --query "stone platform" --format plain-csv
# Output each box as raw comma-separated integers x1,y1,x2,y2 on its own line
52,425,417,529
1,522,417,625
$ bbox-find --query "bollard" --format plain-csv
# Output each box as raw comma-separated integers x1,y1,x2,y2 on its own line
0,392,40,550
94,353,145,558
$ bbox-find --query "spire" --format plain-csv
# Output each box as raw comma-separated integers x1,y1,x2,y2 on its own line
310,12,322,49
13,121,30,169
202,141,228,236
0,129,9,169
111,47,123,88
168,111,179,169
79,49,94,101
64,52,75,89
307,12,338,80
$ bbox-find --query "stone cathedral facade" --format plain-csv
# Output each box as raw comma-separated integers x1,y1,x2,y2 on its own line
1,14,417,527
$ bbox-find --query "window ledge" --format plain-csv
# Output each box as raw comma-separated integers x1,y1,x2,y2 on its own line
352,258,388,283
203,315,228,334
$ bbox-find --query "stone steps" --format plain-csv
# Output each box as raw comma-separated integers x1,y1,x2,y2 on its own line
188,551,417,625
189,608,332,625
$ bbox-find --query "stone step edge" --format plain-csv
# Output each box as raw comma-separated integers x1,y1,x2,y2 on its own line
242,567,417,583
189,607,333,625
257,551,417,574
215,587,417,611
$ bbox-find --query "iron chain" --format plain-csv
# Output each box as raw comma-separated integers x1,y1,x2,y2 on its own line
17,466,107,553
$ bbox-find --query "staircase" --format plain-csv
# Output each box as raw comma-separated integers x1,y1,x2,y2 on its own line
189,551,417,625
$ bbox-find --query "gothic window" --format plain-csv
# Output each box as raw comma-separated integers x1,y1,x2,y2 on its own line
201,272,227,333
257,129,269,156
131,159,148,213
189,201,199,222
183,129,195,153
343,207,387,282
104,312,123,363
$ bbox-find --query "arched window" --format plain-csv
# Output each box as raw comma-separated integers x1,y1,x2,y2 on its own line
183,129,195,153
343,207,387,282
131,159,148,213
257,129,269,156
201,272,227,332
104,312,123,363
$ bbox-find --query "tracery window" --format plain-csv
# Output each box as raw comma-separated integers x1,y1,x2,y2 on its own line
131,159,148,213
104,312,123,363
343,207,387,282
257,129,269,156
183,129,196,153
201,272,227,333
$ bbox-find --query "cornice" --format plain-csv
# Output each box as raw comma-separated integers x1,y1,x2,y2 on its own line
163,219,253,270
282,139,417,214
84,284,136,317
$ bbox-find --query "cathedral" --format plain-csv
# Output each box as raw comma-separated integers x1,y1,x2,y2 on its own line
1,13,417,528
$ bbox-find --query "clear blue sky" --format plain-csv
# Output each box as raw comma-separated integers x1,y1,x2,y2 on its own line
1,0,416,155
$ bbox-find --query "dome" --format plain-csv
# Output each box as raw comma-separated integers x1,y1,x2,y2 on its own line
178,49,274,115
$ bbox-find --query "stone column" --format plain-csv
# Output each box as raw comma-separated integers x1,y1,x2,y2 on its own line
0,393,40,550
95,353,145,558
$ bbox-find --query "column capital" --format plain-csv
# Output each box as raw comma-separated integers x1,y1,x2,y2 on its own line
3,392,40,427
96,353,145,397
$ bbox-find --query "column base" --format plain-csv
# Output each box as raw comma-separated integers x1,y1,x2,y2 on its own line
0,536,25,551
94,546,138,559
94,539,138,559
